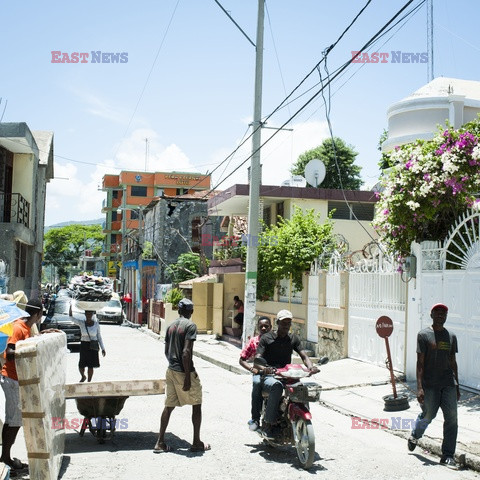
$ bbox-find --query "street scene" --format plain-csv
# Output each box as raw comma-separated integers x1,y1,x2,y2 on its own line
8,324,479,480
2,0,480,479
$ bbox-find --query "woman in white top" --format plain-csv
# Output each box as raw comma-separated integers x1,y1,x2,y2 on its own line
71,310,106,382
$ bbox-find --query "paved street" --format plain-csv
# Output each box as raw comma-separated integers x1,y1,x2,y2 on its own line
52,324,479,480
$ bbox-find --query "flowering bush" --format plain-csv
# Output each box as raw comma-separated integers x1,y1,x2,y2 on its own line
374,118,480,255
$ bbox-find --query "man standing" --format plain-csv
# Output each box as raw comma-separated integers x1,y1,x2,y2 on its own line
0,299,43,472
408,303,460,469
255,310,318,440
238,316,272,431
154,298,210,453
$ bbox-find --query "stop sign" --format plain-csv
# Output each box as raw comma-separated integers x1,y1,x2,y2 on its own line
376,316,393,338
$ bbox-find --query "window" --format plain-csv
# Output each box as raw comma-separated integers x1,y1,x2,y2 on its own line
112,190,119,199
111,234,116,244
328,201,375,221
176,188,188,196
263,204,271,226
111,211,118,221
130,186,147,197
15,241,27,277
130,209,139,220
277,201,284,221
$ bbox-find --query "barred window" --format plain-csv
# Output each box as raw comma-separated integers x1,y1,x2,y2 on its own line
15,241,27,277
328,201,374,221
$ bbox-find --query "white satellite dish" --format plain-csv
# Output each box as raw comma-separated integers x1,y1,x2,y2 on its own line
304,159,326,187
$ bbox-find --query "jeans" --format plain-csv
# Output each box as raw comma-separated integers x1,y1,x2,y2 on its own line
251,374,263,422
261,376,283,424
411,385,458,457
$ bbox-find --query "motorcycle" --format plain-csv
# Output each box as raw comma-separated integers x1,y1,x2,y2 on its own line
253,357,328,469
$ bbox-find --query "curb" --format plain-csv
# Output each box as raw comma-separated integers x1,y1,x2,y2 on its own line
192,349,247,376
320,399,480,473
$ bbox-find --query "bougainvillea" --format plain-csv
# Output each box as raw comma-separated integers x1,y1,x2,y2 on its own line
374,117,480,255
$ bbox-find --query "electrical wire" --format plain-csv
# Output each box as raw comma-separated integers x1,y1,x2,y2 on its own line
206,0,424,196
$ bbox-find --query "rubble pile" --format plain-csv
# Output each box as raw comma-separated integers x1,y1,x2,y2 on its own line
69,274,113,302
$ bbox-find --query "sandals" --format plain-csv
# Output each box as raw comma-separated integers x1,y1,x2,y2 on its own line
153,443,173,453
190,442,211,452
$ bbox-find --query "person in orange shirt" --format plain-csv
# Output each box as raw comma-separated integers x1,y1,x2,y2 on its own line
0,299,43,472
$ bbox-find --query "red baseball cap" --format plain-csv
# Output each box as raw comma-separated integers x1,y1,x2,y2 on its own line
431,303,448,312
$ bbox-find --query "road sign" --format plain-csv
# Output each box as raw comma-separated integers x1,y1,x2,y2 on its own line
376,316,393,338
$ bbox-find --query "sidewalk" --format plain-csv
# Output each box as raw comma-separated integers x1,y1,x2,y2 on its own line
142,328,480,472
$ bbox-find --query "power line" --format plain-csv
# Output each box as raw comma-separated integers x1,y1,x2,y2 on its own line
204,0,424,195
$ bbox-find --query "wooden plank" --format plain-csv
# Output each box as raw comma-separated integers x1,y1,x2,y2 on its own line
65,379,165,399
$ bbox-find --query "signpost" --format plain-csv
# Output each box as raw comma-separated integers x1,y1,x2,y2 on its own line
376,315,410,411
376,316,396,398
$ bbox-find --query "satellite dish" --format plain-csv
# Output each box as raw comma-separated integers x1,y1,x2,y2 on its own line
304,159,326,187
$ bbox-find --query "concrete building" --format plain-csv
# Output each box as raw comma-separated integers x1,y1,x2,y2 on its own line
143,191,222,284
0,122,54,297
101,170,212,323
208,183,378,253
382,77,480,152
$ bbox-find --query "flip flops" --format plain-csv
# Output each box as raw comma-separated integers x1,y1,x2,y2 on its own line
153,443,173,453
190,443,211,452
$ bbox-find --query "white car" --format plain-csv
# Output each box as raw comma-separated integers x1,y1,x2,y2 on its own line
96,298,124,325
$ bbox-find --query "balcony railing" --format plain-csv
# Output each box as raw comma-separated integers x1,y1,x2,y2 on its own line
0,193,30,228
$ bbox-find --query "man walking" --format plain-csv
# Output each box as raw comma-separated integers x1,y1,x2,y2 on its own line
154,298,210,453
408,303,460,469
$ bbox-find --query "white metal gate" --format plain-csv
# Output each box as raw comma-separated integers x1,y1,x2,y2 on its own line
419,211,480,390
348,253,407,372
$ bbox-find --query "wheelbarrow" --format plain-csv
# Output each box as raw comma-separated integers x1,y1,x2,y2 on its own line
75,396,129,444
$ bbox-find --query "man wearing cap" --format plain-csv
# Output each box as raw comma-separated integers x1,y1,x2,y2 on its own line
254,309,318,440
408,303,460,469
154,298,210,453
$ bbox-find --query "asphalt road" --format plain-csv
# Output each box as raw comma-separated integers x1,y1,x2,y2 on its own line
54,324,479,480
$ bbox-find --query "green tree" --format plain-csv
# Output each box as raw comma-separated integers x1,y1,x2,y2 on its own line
168,252,209,284
291,137,363,190
43,224,104,279
257,207,336,300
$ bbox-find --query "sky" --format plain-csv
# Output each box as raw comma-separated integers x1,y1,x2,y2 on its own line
1,0,479,226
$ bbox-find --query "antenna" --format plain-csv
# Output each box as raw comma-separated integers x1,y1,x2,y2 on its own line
304,159,326,188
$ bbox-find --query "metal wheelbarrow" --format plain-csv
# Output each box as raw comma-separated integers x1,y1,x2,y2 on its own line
75,396,129,443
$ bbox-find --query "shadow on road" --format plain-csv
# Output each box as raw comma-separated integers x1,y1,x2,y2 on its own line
64,430,159,453
245,442,328,473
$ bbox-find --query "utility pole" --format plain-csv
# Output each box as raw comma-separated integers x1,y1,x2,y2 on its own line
83,232,87,273
137,206,144,324
120,186,127,292
243,0,264,343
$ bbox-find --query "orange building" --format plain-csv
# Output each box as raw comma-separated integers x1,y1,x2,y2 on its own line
101,170,211,278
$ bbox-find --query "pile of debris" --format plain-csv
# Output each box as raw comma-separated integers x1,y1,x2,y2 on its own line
69,274,113,302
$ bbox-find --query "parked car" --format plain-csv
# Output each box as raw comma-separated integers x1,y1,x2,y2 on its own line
96,297,124,325
40,298,81,344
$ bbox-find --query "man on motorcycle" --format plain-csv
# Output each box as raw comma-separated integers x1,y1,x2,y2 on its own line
255,309,319,440
239,316,272,431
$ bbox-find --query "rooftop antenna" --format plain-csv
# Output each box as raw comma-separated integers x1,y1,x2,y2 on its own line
427,0,434,82
145,138,149,172
304,159,326,188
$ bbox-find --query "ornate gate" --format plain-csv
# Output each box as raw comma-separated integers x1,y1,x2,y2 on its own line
348,250,407,372
420,210,480,390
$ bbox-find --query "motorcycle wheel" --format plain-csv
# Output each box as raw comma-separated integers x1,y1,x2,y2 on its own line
294,418,315,469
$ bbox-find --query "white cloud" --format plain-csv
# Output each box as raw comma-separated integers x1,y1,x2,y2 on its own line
44,121,328,225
